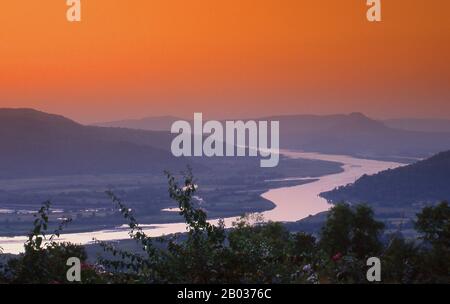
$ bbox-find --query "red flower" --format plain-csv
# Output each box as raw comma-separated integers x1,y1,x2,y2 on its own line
332,252,343,262
81,263,94,271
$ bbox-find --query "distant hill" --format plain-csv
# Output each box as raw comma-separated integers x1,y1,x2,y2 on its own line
93,116,183,131
0,108,185,179
94,112,450,161
321,150,450,206
3,108,450,178
262,113,450,161
384,118,450,133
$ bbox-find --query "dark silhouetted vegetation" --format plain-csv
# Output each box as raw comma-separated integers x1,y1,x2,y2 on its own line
0,170,449,284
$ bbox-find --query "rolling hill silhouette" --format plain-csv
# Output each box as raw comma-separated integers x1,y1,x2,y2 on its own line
321,150,450,206
3,109,450,179
95,112,450,160
266,112,450,160
93,115,183,131
0,108,184,179
384,118,450,133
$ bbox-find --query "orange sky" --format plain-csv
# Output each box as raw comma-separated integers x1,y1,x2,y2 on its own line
0,0,449,123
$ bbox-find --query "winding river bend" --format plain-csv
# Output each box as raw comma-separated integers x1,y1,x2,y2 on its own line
0,151,403,254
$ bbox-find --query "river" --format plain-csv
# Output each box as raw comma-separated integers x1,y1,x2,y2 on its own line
0,151,403,254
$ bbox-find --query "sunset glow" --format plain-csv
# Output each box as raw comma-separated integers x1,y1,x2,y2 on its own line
0,0,449,123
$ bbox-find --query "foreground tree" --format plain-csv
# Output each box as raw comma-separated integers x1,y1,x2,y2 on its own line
414,202,450,283
320,203,384,259
3,202,95,283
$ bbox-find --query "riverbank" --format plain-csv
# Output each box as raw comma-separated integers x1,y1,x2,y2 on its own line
0,151,402,254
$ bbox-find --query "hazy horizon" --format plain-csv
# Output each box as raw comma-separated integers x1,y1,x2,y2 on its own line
4,106,450,126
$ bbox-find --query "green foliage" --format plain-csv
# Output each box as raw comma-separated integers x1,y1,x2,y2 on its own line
320,203,384,259
413,202,450,283
2,201,89,283
382,235,421,283
415,201,450,249
316,204,386,283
